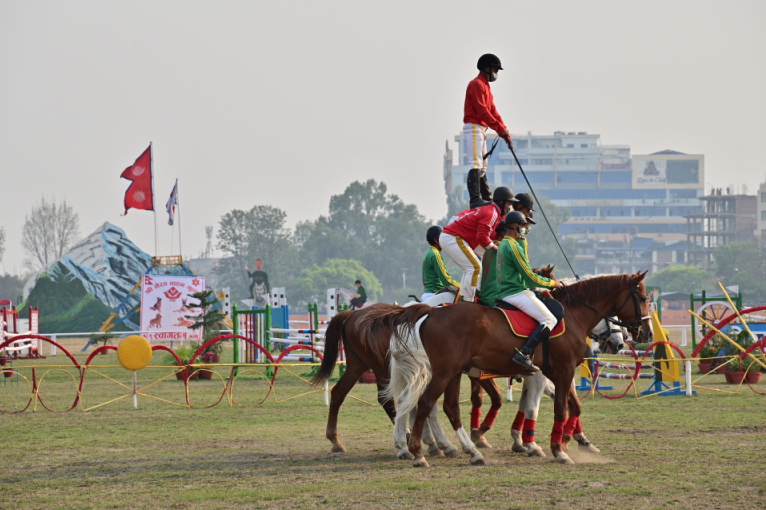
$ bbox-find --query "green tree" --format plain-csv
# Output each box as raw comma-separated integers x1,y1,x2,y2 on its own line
292,259,382,307
0,273,25,303
646,264,715,293
523,196,578,278
297,180,428,301
215,205,301,303
713,240,766,301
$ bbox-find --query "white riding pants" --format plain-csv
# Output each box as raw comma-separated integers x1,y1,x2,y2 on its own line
439,232,484,302
421,292,436,301
463,123,488,173
502,289,558,330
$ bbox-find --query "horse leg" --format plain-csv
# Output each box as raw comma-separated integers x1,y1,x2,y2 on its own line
425,405,460,457
549,370,575,465
394,407,413,460
408,375,454,468
511,372,548,457
469,377,485,445
443,373,486,466
326,358,368,453
564,383,600,453
472,378,502,449
415,407,445,457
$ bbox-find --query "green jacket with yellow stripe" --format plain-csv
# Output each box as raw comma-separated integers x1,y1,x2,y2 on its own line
422,246,459,293
497,236,555,297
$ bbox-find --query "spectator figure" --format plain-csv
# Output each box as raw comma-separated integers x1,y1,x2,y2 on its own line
349,280,367,309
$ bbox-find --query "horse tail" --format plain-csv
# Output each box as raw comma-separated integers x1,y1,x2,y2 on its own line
309,309,355,387
357,303,433,360
382,315,432,417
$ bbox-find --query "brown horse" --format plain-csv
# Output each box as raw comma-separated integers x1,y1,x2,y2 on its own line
310,304,504,457
360,272,652,466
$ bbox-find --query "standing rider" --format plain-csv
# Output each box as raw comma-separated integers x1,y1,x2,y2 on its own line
421,226,460,301
498,211,563,373
464,53,513,208
440,187,517,303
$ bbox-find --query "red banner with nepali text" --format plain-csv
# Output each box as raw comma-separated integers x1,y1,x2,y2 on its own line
140,275,205,341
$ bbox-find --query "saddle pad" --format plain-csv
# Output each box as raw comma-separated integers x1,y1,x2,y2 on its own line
496,307,566,339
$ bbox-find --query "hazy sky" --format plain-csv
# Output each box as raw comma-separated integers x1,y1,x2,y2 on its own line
1,1,764,274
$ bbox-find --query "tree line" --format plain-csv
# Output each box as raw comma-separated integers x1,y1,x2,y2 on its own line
213,179,576,307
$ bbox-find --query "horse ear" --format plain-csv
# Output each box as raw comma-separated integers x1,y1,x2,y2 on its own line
632,270,649,283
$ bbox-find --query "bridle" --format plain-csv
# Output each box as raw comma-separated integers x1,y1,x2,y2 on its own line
561,282,651,340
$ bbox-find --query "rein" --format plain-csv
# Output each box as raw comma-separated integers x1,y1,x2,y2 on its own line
560,282,650,335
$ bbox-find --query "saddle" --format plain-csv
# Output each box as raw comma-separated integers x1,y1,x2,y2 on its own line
493,291,566,338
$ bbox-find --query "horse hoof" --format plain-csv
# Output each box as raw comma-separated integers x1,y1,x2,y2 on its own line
511,443,527,454
576,437,600,453
331,445,347,453
406,432,411,443
412,457,430,468
470,455,486,466
428,444,445,457
555,452,574,465
443,447,461,458
398,449,414,460
525,444,546,458
474,438,493,449
470,429,482,443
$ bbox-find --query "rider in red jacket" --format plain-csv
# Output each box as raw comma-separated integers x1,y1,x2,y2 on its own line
439,187,517,303
464,53,513,209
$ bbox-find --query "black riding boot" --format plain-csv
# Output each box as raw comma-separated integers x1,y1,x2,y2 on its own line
512,324,551,373
479,172,493,202
468,168,492,208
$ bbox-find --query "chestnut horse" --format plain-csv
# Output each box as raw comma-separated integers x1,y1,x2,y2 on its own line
361,272,652,466
311,304,503,457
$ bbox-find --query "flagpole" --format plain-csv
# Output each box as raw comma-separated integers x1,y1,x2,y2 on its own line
151,142,158,256
176,179,183,258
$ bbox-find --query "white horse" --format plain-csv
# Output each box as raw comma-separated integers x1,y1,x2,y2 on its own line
505,315,627,457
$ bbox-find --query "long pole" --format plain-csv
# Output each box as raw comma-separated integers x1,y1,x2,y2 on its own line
150,142,158,256
509,146,578,279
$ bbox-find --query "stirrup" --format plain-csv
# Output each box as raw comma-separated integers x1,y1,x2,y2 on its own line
512,350,539,373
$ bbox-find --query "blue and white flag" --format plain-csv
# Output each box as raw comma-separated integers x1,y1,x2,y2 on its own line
166,181,178,225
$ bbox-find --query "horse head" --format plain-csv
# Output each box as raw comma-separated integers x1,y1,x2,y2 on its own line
536,264,556,280
613,271,653,345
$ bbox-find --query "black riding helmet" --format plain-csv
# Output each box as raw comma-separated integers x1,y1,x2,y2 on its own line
504,211,526,226
426,225,443,246
477,54,503,71
514,193,534,212
492,187,519,206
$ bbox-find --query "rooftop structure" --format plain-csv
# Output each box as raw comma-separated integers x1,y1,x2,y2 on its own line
686,192,757,267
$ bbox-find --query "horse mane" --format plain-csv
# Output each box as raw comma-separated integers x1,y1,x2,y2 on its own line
552,273,633,305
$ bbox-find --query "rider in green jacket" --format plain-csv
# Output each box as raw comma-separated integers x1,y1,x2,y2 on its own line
497,211,562,373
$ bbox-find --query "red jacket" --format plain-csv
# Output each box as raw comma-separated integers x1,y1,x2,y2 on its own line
442,203,504,250
463,74,508,135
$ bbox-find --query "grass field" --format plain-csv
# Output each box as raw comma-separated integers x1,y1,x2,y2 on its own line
1,336,765,510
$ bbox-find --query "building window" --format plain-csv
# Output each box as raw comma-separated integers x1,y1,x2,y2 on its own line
761,192,766,203
761,211,766,221
566,144,574,148
581,144,588,148
501,172,512,184
487,173,495,184
515,140,528,149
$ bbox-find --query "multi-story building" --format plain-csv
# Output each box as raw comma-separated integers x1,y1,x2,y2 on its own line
758,182,766,239
443,131,705,271
686,192,757,267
